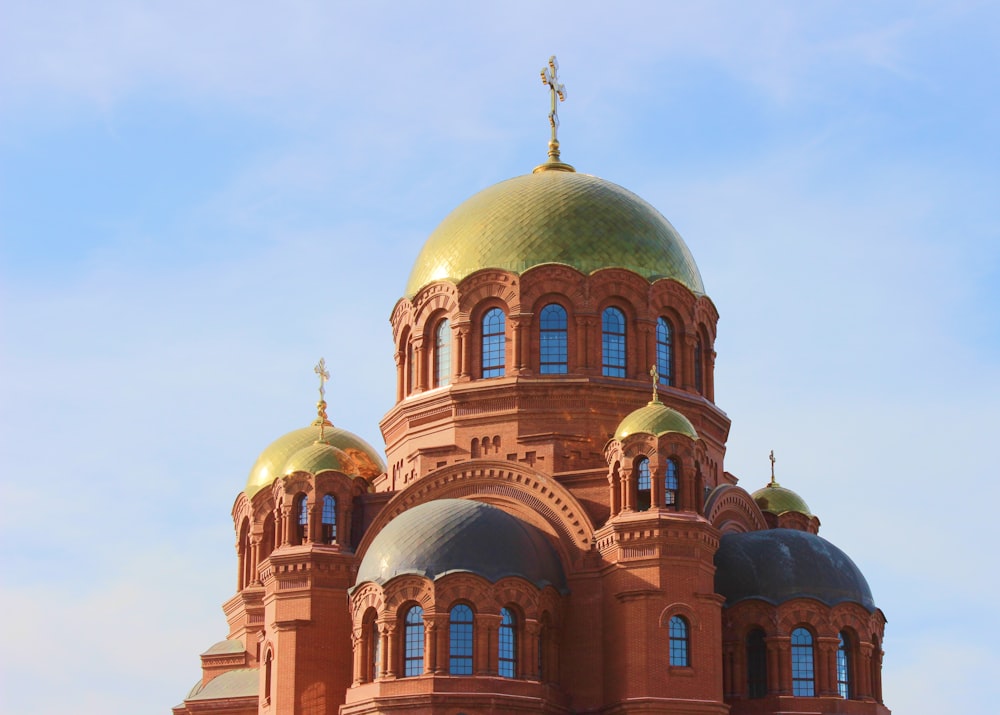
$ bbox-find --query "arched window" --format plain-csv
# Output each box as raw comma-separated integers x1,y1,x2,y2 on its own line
539,303,568,374
296,494,308,544
636,457,651,511
264,648,273,702
837,632,851,698
449,604,474,675
791,627,815,696
498,607,517,678
656,317,673,386
602,307,626,377
669,615,690,666
664,458,679,507
321,494,336,544
363,611,380,682
694,338,704,393
746,628,767,698
482,308,506,378
406,340,415,394
403,606,424,677
871,635,882,703
434,319,451,387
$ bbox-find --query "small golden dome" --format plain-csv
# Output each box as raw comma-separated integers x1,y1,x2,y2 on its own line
615,401,699,441
751,483,812,517
405,170,704,298
245,424,385,498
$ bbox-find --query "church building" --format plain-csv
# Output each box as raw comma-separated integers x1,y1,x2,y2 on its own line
173,59,890,715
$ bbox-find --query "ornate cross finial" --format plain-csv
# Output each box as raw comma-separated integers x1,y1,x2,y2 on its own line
769,450,778,486
314,358,330,401
649,364,660,403
540,55,567,163
313,358,332,438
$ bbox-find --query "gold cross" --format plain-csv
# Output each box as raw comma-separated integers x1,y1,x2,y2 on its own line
649,364,660,402
540,55,567,144
313,358,331,437
769,450,777,485
314,358,330,401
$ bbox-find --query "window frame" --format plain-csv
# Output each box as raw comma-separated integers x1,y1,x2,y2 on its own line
402,605,425,677
433,318,451,388
664,458,679,507
498,607,517,678
448,603,474,675
656,316,673,386
538,303,568,374
601,306,627,377
668,615,690,667
481,307,506,379
837,631,851,698
321,494,336,544
295,493,308,544
636,456,651,511
791,627,815,697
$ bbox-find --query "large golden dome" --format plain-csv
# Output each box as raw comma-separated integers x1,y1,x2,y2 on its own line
404,168,704,298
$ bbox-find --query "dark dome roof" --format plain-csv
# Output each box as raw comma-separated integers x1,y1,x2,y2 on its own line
714,529,876,611
356,499,566,591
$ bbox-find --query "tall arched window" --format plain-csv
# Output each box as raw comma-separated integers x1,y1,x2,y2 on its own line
602,307,626,377
694,338,704,393
296,494,308,544
746,628,767,698
669,615,690,666
664,458,679,506
636,457,651,511
321,494,336,544
482,308,506,378
434,319,451,387
791,627,815,696
449,604,474,675
264,648,273,702
539,303,568,374
403,606,424,677
656,317,673,386
406,340,415,394
837,632,851,698
365,611,380,682
498,607,517,678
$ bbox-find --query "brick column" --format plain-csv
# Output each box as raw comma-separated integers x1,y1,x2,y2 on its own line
817,636,840,696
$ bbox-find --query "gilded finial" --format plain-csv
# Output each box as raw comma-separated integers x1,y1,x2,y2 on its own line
649,364,661,403
768,450,779,487
313,358,333,438
534,55,575,173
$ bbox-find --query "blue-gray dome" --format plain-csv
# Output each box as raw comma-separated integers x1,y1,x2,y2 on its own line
714,529,876,611
356,499,566,591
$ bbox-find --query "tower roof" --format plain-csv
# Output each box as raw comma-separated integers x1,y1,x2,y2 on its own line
245,424,385,499
356,499,566,591
714,529,876,611
404,169,704,298
751,482,812,517
615,400,699,441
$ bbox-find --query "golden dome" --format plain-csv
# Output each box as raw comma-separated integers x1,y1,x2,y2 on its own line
404,169,704,298
751,483,812,517
615,400,699,441
245,424,385,498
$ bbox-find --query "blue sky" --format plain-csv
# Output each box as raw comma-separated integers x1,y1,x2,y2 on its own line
1,2,997,713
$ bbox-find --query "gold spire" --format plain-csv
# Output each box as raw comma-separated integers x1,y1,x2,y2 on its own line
649,364,661,404
535,55,575,173
768,449,779,487
313,358,333,438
